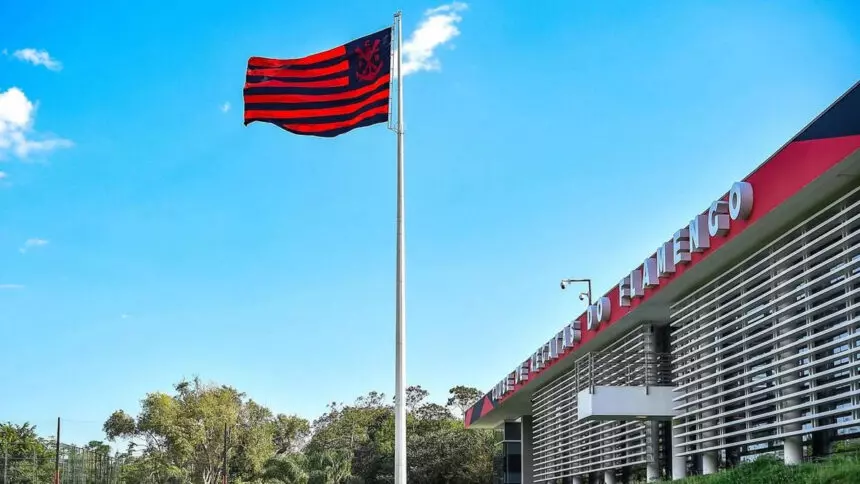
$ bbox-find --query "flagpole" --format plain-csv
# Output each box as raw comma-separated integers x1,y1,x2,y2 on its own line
392,10,408,484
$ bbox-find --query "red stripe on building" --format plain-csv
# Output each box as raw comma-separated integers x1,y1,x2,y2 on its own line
479,396,495,418
497,133,860,407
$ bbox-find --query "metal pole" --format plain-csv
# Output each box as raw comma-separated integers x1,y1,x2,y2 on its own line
393,10,407,484
55,418,61,484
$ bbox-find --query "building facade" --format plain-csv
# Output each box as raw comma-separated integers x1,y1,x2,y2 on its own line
466,82,860,483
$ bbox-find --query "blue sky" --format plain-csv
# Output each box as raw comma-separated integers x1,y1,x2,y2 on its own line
0,0,858,444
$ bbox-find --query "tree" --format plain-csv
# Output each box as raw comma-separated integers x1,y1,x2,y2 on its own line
273,414,311,455
306,450,353,484
0,422,55,483
13,378,496,484
415,403,452,422
303,387,494,484
103,377,274,484
86,440,111,456
405,386,429,414
446,386,482,417
231,399,277,480
354,392,387,409
263,454,309,484
103,411,136,439
407,424,494,484
305,392,392,458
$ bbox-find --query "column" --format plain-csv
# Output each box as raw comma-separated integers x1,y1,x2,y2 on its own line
781,329,803,466
784,436,803,465
671,420,686,480
644,325,661,481
646,421,660,480
700,343,719,475
778,264,803,465
701,453,718,475
522,416,534,484
604,470,616,484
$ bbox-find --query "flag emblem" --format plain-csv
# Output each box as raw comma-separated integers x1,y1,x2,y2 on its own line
355,38,385,83
244,28,392,138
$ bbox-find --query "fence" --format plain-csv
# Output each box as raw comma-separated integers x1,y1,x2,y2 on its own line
1,442,128,484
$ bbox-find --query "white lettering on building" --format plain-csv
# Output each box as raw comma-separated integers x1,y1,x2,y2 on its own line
643,257,659,288
673,227,691,265
630,269,644,299
597,296,611,323
657,241,675,277
730,181,754,220
708,201,730,237
488,181,754,401
689,214,710,252
618,275,632,307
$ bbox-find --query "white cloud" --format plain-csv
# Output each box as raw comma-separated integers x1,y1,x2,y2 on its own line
19,237,49,254
0,87,73,159
0,284,24,290
0,171,7,180
0,88,32,126
220,102,231,113
397,2,467,77
121,313,131,319
11,48,62,71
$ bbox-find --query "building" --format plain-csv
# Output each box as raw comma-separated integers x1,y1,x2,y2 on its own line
465,81,860,484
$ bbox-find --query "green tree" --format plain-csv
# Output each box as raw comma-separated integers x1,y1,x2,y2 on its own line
11,379,495,484
305,393,393,481
404,386,429,414
415,403,452,422
262,454,309,484
103,377,275,484
306,450,353,484
446,386,482,417
407,424,494,484
303,387,494,484
272,415,311,456
0,422,55,483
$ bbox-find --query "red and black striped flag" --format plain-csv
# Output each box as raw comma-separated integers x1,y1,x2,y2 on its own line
244,28,393,138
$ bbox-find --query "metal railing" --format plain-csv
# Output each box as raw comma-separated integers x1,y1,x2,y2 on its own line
574,351,673,394
532,325,657,481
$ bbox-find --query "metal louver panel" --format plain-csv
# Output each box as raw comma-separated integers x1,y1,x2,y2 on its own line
671,184,860,459
532,326,652,481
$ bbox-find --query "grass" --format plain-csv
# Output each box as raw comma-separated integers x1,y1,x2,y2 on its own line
674,454,860,484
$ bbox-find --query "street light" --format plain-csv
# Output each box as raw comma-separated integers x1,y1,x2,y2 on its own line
560,278,592,306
